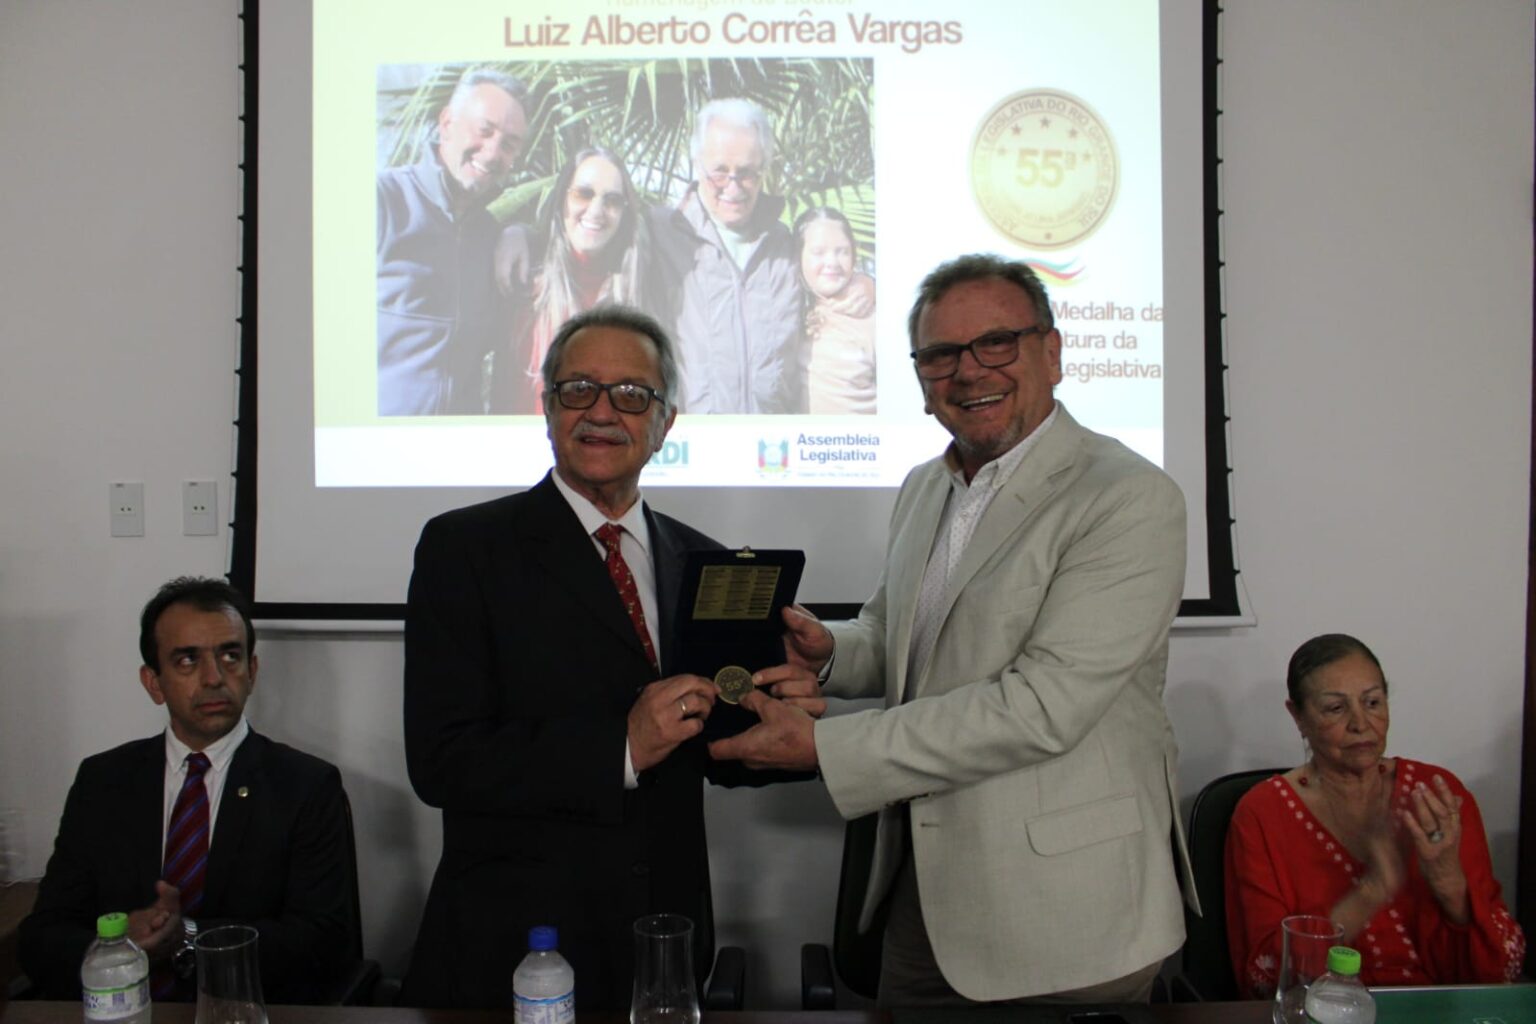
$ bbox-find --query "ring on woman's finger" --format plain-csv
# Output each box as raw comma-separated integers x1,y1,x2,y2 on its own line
679,698,689,717
1427,829,1445,843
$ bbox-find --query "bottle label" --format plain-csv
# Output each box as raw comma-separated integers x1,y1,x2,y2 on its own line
514,990,575,1024
83,978,150,1021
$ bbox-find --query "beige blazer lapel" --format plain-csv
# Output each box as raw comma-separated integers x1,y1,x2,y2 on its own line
885,464,952,706
920,412,1085,687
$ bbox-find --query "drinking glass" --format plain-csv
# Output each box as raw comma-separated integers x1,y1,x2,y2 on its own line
194,924,268,1024
1273,914,1343,1024
631,913,700,1024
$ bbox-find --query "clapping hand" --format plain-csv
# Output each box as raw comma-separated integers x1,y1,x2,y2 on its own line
128,880,183,961
1399,775,1470,924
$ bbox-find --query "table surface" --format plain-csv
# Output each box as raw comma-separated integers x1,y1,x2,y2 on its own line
8,987,1533,1022
0,1002,1272,1023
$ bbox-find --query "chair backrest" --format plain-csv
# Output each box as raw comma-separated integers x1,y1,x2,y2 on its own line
339,789,365,962
326,789,383,1006
1180,767,1285,1001
831,812,887,1000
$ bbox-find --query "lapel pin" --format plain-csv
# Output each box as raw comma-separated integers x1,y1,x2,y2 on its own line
237,786,250,798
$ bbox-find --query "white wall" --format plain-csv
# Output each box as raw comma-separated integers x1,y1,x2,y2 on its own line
0,0,1530,1008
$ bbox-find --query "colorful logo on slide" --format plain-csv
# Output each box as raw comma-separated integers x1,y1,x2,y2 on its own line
1026,255,1085,288
756,439,790,475
971,88,1119,251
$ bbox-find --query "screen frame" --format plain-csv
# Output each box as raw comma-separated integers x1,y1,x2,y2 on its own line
228,0,1241,624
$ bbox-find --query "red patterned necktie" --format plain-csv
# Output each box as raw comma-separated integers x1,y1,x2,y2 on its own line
595,522,659,672
154,751,211,998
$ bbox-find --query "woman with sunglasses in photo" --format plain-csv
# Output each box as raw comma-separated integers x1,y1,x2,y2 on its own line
498,147,655,413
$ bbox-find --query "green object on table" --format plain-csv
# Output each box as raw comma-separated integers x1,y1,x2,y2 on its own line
1372,983,1536,1022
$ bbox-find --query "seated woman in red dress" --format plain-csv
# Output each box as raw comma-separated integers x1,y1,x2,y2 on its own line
1225,633,1524,997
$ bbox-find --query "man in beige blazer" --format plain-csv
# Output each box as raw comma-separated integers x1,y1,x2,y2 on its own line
711,253,1191,1005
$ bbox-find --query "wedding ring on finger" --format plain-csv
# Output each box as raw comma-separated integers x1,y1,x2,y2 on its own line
679,698,689,717
1427,829,1445,843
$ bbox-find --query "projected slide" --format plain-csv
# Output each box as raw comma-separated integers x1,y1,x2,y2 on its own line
313,0,1167,490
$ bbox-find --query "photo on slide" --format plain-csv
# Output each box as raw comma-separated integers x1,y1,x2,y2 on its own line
374,58,876,418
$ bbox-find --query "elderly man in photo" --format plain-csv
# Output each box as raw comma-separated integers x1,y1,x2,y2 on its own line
711,254,1192,1006
653,98,803,414
377,67,528,415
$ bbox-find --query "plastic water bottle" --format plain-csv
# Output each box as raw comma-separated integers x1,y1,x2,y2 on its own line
1304,946,1375,1024
80,912,151,1023
513,925,575,1024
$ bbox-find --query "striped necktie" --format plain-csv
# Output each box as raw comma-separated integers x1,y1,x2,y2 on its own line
154,752,211,999
164,752,211,914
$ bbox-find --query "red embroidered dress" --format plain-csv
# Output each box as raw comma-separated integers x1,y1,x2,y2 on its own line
1224,759,1523,997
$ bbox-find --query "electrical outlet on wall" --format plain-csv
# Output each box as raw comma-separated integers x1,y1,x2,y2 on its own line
110,481,144,537
183,480,218,536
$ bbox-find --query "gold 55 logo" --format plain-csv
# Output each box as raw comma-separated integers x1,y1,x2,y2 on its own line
971,89,1119,251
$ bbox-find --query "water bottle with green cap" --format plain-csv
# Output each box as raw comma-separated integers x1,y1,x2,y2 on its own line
1303,945,1375,1024
80,912,151,1023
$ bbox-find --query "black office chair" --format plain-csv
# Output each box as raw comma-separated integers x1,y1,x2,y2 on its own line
800,813,886,1008
1172,767,1284,1002
698,876,747,1010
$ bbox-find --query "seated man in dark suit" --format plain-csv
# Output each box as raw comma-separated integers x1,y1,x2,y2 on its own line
401,304,816,1011
19,577,355,1003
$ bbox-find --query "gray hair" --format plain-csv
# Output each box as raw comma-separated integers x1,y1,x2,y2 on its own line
906,253,1056,348
690,98,776,169
446,67,528,115
541,304,680,412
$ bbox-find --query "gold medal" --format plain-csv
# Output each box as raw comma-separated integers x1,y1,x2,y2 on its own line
971,88,1119,250
713,665,754,705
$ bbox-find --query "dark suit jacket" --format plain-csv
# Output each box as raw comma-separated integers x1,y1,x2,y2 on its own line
18,729,354,1003
401,473,775,1011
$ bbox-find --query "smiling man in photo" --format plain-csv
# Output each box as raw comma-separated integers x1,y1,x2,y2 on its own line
377,67,529,415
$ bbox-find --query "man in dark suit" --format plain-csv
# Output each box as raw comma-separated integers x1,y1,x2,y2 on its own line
19,577,354,1004
401,305,806,1011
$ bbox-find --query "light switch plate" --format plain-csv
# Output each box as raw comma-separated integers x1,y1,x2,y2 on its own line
183,480,218,536
110,482,144,537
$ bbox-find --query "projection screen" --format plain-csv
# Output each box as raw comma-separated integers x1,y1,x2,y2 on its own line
233,0,1239,621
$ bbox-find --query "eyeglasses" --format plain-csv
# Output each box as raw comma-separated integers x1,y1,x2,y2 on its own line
567,186,627,213
703,168,762,190
909,326,1050,380
548,378,663,414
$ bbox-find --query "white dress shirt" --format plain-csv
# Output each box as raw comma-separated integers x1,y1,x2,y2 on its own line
905,404,1059,693
160,715,250,858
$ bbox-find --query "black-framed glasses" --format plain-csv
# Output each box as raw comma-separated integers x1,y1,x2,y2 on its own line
548,378,663,414
567,186,627,213
703,168,761,189
909,326,1050,380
